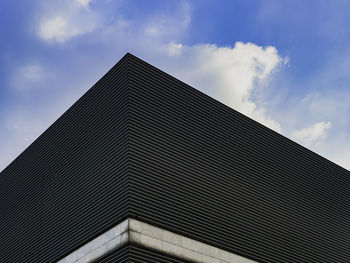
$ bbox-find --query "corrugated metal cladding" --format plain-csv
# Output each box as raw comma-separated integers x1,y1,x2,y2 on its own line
1,53,350,263
0,57,130,262
97,244,191,263
127,54,350,262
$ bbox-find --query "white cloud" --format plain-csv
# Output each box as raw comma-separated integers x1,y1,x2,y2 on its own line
283,56,290,66
167,42,183,56
317,133,350,171
39,16,72,42
38,0,98,42
292,121,332,147
158,42,283,133
76,0,93,7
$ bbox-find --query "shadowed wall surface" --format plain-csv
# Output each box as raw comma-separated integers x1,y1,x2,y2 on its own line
0,57,129,262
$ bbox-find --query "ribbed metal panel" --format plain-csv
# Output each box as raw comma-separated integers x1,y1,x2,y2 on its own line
1,53,350,262
127,54,350,262
97,244,191,263
0,56,130,262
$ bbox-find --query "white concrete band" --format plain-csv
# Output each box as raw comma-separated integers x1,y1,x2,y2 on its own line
57,218,257,263
57,219,129,263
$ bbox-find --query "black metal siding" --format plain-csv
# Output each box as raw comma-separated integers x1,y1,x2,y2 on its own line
0,56,130,262
127,54,350,262
1,53,350,263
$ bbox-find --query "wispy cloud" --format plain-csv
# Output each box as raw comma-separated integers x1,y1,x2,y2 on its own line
292,121,332,147
0,108,59,170
18,65,44,83
144,2,190,40
11,64,51,93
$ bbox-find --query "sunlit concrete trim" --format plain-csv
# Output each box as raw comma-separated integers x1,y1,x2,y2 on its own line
57,218,257,263
129,219,257,263
56,219,129,263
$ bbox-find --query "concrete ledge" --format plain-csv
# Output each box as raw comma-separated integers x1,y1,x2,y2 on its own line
57,219,129,263
57,218,257,263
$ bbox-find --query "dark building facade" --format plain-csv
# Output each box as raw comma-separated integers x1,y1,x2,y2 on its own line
1,53,350,263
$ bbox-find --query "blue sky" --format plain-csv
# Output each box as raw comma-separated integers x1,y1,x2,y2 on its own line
1,0,350,171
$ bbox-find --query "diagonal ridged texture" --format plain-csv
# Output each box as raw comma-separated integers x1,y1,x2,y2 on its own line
0,55,131,262
127,54,350,262
1,53,350,263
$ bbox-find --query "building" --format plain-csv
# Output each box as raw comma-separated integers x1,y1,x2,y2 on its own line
1,53,350,263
